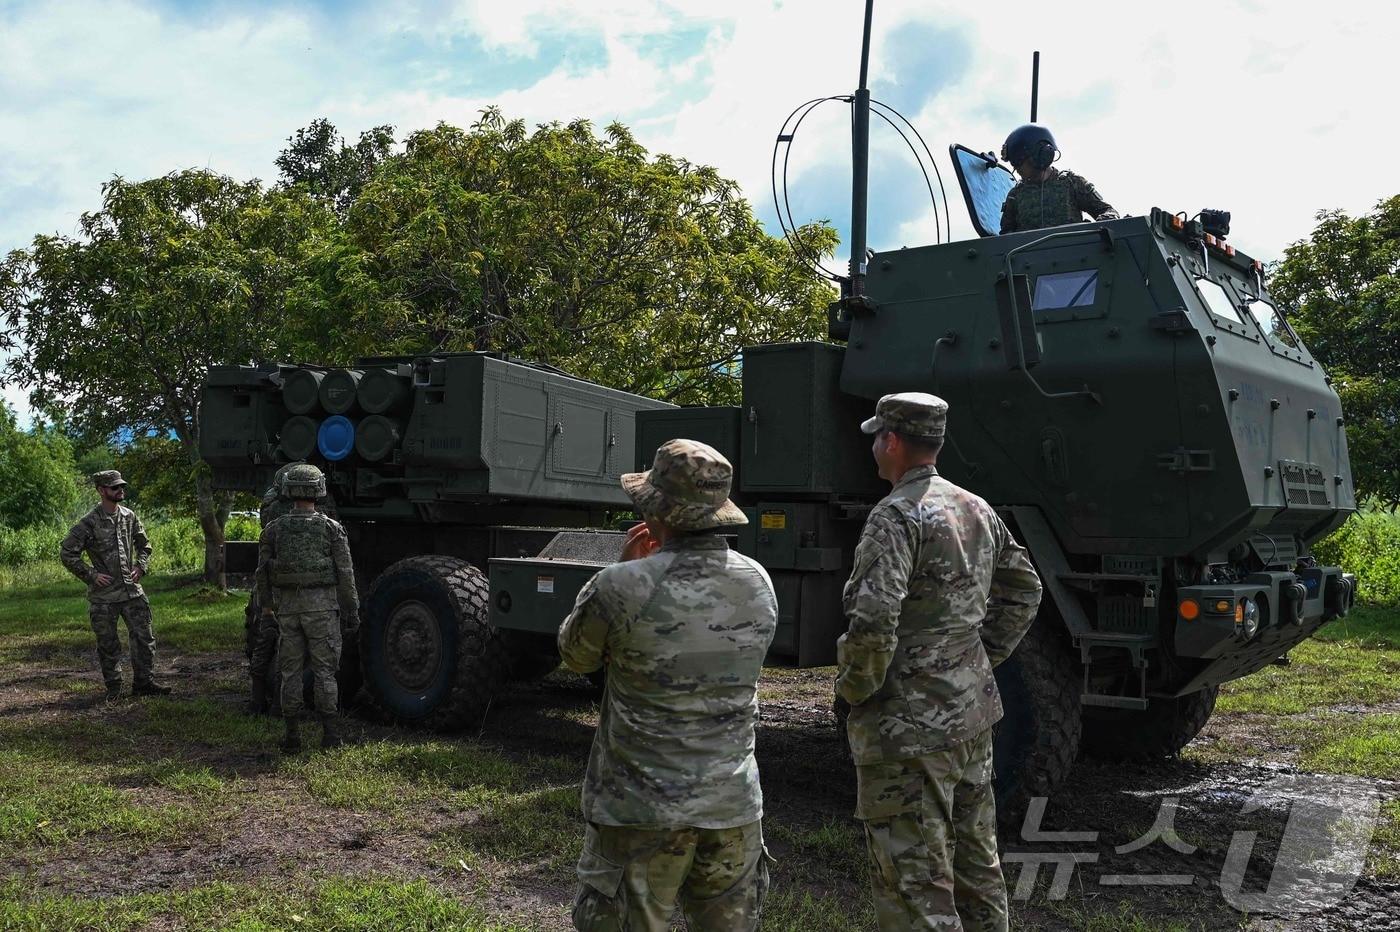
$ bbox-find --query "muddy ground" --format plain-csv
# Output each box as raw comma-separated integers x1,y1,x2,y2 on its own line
2,647,1397,931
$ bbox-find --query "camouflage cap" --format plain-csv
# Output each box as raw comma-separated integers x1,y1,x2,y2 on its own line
860,392,949,440
92,470,128,488
621,439,747,531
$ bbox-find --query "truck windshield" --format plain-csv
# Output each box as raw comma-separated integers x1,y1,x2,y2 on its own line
1195,277,1246,325
1245,297,1300,348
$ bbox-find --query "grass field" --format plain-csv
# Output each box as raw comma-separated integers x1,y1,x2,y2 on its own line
1,570,1397,930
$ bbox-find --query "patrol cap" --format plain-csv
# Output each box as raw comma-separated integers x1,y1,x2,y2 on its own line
92,470,128,488
860,392,949,440
621,439,747,531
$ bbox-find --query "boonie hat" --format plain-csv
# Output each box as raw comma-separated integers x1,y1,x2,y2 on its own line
621,439,747,531
860,392,949,440
92,470,128,488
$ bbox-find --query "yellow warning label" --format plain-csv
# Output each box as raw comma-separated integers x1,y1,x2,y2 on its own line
760,511,787,530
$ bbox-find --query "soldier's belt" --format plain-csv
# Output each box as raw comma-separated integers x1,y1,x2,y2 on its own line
271,572,336,589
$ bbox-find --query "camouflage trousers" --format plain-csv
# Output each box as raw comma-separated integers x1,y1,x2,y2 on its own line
277,610,341,716
571,820,772,931
89,596,156,688
855,727,1008,932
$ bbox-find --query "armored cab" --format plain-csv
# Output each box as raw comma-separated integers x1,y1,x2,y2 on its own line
488,204,1356,816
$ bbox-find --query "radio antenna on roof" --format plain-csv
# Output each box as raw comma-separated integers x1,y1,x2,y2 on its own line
1030,51,1040,122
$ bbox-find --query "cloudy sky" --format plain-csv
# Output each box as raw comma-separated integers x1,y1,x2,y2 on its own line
2,0,1394,422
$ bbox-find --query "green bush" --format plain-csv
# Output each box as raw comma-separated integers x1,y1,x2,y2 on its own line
1314,510,1400,606
225,513,260,541
0,522,67,568
1,512,254,576
147,519,205,575
0,405,82,531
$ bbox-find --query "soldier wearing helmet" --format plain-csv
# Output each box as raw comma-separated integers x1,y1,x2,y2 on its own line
999,123,1118,234
244,461,338,716
255,463,359,751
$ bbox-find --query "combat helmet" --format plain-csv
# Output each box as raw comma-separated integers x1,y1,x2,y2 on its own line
1001,123,1058,170
279,463,327,501
270,461,306,499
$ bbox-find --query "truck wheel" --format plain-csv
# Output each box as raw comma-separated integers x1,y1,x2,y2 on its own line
360,555,507,729
1080,686,1219,761
992,618,1083,831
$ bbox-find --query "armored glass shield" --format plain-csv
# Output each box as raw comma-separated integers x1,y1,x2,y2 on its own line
950,143,1017,237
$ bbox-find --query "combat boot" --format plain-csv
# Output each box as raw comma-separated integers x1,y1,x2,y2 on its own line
319,712,343,749
247,677,270,716
132,680,173,697
281,716,302,753
104,682,123,702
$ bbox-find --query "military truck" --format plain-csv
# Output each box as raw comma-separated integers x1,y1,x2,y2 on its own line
200,25,1356,818
201,190,1356,814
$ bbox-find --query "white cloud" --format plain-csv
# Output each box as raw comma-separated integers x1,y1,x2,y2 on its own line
1,0,1396,427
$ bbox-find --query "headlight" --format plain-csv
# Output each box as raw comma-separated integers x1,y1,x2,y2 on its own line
1237,598,1260,640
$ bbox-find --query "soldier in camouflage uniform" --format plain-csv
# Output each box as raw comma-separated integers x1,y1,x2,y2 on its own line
558,439,778,932
60,471,172,700
999,123,1118,234
840,394,1043,931
245,461,338,715
255,464,358,751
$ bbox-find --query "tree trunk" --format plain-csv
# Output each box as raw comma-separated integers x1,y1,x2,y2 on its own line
194,469,227,589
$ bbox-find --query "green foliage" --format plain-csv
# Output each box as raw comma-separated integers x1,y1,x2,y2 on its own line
112,434,198,516
303,110,838,404
0,521,67,568
0,403,81,530
0,170,341,581
1270,195,1400,505
276,117,396,215
146,518,206,575
225,513,260,541
1312,509,1400,605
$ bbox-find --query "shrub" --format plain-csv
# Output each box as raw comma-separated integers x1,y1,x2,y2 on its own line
225,513,260,542
147,519,205,576
1313,510,1400,606
0,522,67,568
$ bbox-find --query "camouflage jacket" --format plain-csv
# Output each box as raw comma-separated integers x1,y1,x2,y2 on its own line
558,535,778,829
60,505,152,604
837,464,1043,764
1000,168,1118,233
255,511,359,620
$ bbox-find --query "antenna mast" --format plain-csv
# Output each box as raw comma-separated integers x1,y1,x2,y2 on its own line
847,0,875,299
1030,51,1040,122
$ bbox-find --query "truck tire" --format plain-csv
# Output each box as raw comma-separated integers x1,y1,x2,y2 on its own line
360,555,507,730
992,618,1082,830
1080,686,1219,761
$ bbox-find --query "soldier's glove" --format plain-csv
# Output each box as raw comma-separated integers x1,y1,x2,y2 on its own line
832,693,852,726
